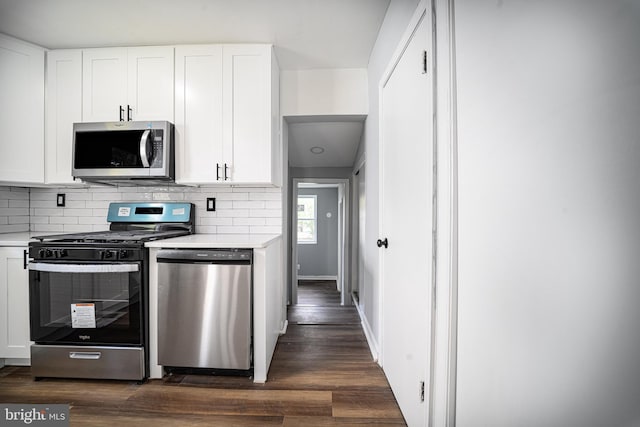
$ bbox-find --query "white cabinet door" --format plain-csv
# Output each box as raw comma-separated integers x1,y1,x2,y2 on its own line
46,49,82,185
82,48,127,122
0,247,31,359
223,45,278,184
0,34,44,184
174,45,223,184
83,46,174,122
127,46,174,121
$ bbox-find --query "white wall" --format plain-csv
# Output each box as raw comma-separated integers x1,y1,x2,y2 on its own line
281,68,368,116
360,0,420,346
455,1,640,426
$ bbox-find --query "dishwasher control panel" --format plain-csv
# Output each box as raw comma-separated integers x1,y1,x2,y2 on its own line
157,248,252,263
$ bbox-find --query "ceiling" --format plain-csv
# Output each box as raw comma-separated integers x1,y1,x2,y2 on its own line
0,0,390,70
287,116,366,168
0,0,384,169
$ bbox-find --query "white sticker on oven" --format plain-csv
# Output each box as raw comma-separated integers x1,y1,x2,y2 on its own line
172,208,185,216
71,303,96,328
118,207,131,217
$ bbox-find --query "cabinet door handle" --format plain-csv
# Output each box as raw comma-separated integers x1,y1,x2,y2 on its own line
216,163,221,180
127,105,132,121
139,130,152,167
23,249,28,270
224,163,229,181
119,105,124,121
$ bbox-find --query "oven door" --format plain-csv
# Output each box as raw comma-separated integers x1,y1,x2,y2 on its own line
28,261,143,345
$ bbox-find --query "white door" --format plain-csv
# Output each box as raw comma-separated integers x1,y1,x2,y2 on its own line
127,46,174,121
82,48,127,122
0,247,31,359
174,45,223,184
379,10,432,427
45,49,82,185
222,45,271,183
0,34,44,184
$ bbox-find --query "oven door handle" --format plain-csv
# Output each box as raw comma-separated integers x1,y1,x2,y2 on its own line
28,263,140,273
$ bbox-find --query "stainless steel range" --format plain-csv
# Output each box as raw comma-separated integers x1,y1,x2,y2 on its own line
27,202,194,381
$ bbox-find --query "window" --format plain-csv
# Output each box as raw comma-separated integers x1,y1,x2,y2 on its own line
297,195,317,244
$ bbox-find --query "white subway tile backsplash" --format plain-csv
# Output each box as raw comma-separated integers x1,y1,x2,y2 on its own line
9,199,29,208
197,226,217,233
249,209,280,218
216,192,249,201
0,185,282,236
34,208,64,217
78,216,109,225
233,217,266,226
199,217,233,226
232,201,265,209
63,208,93,217
9,216,29,224
50,216,79,225
91,192,123,201
217,209,249,218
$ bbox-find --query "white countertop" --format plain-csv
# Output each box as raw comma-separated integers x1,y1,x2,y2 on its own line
145,233,281,249
0,232,41,246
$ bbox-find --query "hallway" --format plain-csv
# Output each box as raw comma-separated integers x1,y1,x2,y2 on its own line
0,281,405,426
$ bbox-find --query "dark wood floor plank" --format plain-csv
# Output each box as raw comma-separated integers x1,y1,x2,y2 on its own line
284,416,407,426
71,406,284,427
297,280,342,306
288,306,361,324
332,390,405,419
125,384,333,417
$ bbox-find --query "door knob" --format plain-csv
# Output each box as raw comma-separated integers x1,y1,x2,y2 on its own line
377,238,388,248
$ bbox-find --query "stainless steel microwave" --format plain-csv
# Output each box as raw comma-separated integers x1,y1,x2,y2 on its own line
72,121,174,183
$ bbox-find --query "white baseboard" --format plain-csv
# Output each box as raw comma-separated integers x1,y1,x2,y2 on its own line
298,275,338,281
353,298,379,362
279,319,289,335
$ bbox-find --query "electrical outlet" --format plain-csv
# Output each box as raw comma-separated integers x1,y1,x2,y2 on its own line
56,194,65,207
206,198,216,212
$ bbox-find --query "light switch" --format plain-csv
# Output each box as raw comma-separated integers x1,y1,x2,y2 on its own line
206,198,216,212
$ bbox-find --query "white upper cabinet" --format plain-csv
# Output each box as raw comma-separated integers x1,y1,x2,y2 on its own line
174,45,224,184
174,44,280,185
45,49,82,185
223,45,273,184
82,46,174,122
0,34,45,184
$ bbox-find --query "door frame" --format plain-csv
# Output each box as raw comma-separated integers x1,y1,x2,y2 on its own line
291,178,351,306
377,0,458,426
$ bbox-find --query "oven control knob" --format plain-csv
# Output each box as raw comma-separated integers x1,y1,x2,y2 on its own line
38,249,46,258
45,249,53,258
54,249,68,258
118,250,128,259
103,250,113,259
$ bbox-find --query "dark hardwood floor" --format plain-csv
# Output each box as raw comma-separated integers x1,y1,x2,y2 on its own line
0,280,406,426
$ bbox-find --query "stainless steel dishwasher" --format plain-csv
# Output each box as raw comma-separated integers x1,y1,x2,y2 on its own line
156,248,252,372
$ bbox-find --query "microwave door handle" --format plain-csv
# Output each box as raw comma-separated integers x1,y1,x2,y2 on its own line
139,130,152,167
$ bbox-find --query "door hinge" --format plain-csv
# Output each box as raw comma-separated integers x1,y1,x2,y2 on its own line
422,50,428,74
419,380,425,402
